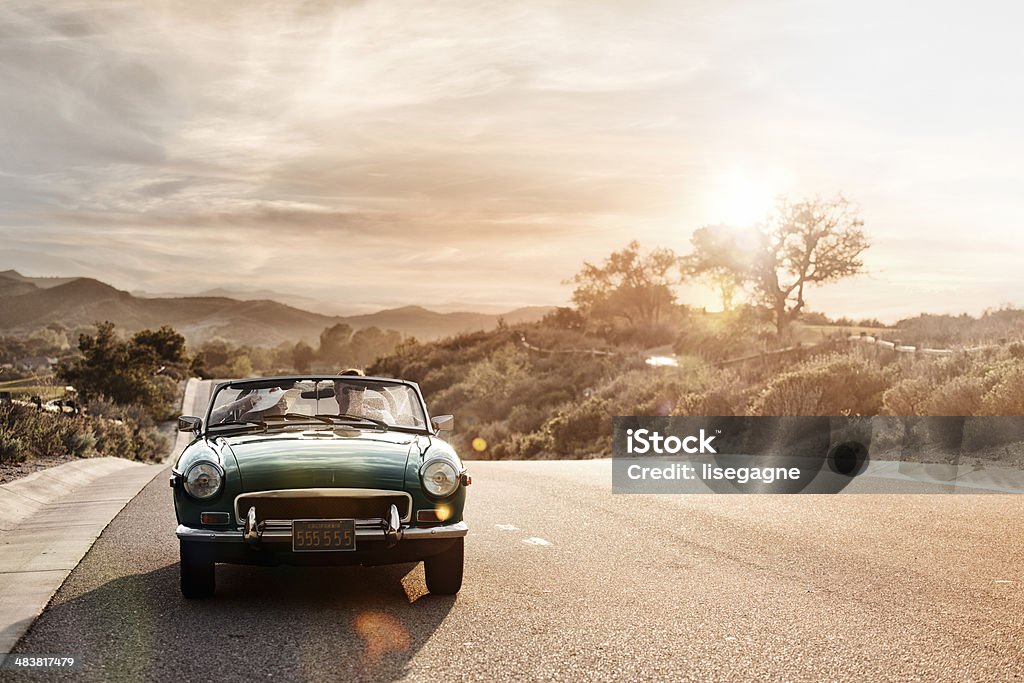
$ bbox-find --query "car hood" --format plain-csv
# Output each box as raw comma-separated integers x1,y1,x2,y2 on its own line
216,428,424,493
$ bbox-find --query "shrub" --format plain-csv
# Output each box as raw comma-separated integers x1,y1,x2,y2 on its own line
544,397,610,457
926,374,987,416
0,433,26,464
0,400,166,465
882,378,933,416
504,404,545,434
981,360,1024,415
751,354,891,416
505,431,544,459
61,428,97,458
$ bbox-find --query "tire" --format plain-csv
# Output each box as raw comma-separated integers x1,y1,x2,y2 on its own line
180,541,215,599
424,537,464,595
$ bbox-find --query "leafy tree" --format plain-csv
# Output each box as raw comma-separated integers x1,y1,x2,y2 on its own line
542,307,586,331
347,327,402,368
569,240,680,328
55,322,181,418
227,354,255,379
682,225,762,311
132,325,190,378
292,341,314,373
318,323,354,363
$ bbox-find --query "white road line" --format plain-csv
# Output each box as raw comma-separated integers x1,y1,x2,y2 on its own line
523,537,551,546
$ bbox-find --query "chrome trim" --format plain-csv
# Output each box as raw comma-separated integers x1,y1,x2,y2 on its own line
244,506,261,546
233,488,414,523
176,521,469,543
384,504,402,548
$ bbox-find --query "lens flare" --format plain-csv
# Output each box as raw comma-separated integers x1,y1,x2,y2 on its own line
353,611,411,664
472,437,487,452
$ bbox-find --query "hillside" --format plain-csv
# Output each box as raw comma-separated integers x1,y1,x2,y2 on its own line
370,313,1024,460
0,270,78,289
342,305,552,341
0,272,551,345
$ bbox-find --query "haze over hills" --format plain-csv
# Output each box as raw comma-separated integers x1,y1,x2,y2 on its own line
0,271,552,346
130,286,332,316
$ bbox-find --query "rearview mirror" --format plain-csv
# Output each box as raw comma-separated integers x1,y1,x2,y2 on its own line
430,415,454,433
178,415,202,433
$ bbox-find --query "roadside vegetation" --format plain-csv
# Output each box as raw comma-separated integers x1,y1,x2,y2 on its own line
369,196,1024,459
0,322,191,468
5,194,1024,464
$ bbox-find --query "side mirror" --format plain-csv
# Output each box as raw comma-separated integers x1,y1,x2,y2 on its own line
178,415,202,433
430,415,454,433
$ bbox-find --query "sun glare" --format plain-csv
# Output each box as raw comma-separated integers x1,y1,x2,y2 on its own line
706,169,781,227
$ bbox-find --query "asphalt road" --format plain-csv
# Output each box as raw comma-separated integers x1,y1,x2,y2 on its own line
3,454,1023,682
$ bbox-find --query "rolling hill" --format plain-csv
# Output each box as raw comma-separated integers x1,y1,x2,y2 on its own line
0,271,551,346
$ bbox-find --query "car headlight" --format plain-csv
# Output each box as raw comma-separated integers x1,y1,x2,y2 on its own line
183,462,224,500
420,458,460,498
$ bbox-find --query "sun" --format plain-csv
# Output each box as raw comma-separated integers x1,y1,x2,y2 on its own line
706,169,781,227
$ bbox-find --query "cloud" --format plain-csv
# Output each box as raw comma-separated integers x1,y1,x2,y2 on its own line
0,0,1022,318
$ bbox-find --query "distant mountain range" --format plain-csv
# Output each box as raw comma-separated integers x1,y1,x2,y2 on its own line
0,271,552,346
130,285,334,316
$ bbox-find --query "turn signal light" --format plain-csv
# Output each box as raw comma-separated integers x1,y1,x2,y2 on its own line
200,512,231,525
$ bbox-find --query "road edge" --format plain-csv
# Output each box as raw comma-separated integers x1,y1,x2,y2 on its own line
0,377,201,663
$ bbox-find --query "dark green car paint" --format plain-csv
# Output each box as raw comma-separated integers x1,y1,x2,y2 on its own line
172,427,467,528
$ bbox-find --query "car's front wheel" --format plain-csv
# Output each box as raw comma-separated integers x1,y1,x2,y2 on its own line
180,541,215,599
424,537,463,595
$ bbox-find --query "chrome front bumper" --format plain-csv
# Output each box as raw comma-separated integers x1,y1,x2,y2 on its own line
176,520,469,543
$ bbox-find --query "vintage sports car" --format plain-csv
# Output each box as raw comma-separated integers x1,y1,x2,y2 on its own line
171,376,469,598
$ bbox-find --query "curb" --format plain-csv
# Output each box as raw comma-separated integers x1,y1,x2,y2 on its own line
0,458,156,532
0,377,204,659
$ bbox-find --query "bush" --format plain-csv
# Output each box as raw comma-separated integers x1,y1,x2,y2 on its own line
545,397,610,457
980,361,1024,415
509,430,553,459
507,404,549,434
751,354,891,416
0,400,167,465
881,354,1024,417
0,432,26,464
56,322,187,420
61,428,97,458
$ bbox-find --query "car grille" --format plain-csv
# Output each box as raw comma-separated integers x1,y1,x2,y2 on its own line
235,489,412,524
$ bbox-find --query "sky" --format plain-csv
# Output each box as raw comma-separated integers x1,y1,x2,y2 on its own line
1,0,1022,318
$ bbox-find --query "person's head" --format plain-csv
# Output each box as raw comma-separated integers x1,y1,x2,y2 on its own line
334,373,365,412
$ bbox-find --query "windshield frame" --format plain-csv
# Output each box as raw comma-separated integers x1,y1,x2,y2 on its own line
202,375,433,436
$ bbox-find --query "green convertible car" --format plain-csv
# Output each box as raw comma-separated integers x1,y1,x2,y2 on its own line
170,375,469,599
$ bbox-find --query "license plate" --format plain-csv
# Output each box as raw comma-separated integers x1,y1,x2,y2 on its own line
292,519,356,552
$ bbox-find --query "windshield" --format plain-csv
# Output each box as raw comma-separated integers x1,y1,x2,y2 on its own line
206,378,428,431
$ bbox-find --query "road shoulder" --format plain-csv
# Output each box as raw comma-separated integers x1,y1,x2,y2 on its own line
0,378,201,662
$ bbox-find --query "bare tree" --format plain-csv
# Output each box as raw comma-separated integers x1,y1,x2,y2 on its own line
755,195,868,338
684,195,869,339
